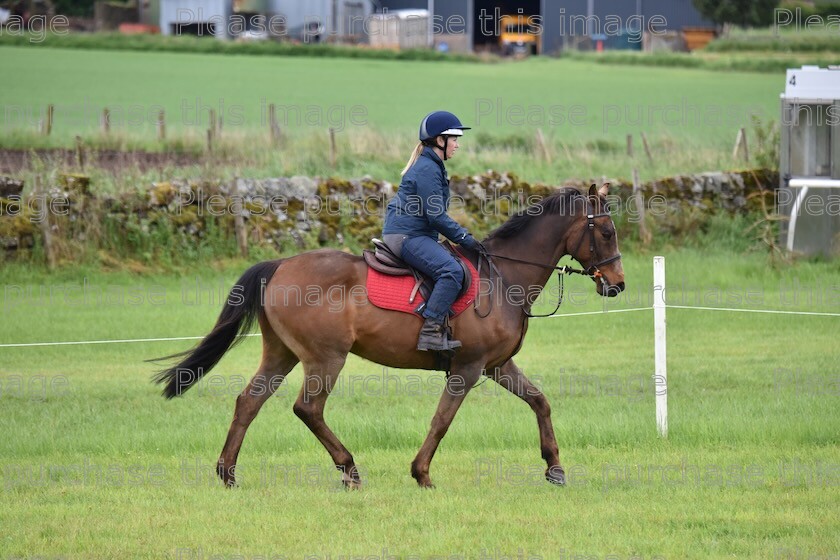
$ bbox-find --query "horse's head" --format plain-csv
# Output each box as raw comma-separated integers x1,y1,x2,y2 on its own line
485,184,625,299
569,184,625,297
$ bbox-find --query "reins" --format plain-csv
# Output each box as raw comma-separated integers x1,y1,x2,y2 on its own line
473,199,621,319
476,252,574,318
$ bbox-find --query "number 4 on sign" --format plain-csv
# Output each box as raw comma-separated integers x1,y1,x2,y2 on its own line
789,74,796,86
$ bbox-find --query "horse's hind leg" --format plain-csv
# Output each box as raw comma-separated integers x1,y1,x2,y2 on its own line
489,358,565,485
293,356,361,489
217,332,299,487
411,363,483,488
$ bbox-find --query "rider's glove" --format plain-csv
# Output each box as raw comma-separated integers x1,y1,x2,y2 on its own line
459,234,483,253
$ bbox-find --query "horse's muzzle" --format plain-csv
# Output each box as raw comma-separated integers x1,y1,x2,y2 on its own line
604,282,625,297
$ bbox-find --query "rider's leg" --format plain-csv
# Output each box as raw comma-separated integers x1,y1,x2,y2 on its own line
400,236,464,351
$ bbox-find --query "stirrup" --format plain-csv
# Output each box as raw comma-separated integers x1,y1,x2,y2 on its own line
417,336,461,352
417,319,461,352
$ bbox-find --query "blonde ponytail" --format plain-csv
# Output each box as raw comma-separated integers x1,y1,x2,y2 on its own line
401,142,425,176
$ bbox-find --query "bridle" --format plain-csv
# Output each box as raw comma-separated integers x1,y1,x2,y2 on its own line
571,202,623,278
474,197,622,319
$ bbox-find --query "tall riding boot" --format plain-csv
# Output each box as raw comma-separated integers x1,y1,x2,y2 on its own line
416,317,462,352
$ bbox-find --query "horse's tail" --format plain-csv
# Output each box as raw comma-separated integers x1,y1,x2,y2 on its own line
152,260,282,399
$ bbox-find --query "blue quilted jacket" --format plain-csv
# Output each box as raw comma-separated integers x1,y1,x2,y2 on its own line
382,147,469,243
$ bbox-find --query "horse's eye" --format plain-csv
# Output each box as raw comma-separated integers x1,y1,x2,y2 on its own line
601,228,613,239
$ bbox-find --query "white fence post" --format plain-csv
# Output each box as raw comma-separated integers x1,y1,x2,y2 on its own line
653,256,668,438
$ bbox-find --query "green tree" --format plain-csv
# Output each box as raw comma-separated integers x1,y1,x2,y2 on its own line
692,0,781,27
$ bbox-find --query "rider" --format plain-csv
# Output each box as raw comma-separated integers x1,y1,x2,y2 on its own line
382,111,483,352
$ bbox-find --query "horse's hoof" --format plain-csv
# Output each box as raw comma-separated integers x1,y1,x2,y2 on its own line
545,466,566,486
415,478,435,489
343,479,362,490
338,465,362,490
217,462,237,488
341,472,362,490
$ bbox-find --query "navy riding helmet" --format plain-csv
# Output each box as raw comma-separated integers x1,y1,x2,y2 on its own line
418,111,471,159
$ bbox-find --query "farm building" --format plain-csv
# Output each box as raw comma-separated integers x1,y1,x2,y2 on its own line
377,0,715,54
143,0,372,41
135,0,714,52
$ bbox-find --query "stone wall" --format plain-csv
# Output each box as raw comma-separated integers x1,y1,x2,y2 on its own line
0,169,779,262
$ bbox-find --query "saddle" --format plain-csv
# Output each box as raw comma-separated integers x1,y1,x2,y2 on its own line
363,239,475,317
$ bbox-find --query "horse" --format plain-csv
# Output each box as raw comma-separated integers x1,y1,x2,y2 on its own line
153,183,625,489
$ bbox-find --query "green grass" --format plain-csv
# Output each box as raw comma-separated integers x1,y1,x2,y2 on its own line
706,28,840,53
1,249,839,558
1,28,835,558
0,46,780,139
564,49,840,74
0,45,782,182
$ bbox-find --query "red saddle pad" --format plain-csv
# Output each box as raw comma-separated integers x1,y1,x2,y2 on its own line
366,249,478,318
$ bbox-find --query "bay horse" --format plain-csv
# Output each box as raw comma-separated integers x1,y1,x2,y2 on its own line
154,184,625,488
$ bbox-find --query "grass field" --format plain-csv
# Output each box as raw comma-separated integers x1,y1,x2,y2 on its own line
0,45,779,139
2,33,838,560
0,45,782,182
1,249,839,558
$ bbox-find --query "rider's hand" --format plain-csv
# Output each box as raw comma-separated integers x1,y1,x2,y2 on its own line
459,234,484,253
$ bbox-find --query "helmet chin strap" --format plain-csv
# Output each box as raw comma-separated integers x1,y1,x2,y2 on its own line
437,136,450,161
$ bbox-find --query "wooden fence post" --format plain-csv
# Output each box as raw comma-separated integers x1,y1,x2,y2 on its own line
269,103,281,145
632,168,652,246
535,128,551,163
75,136,85,170
42,104,54,136
35,176,56,269
208,108,217,147
732,128,743,159
232,180,248,258
640,132,654,164
234,212,248,258
157,110,166,141
329,128,337,169
102,108,110,135
626,134,633,157
733,127,749,161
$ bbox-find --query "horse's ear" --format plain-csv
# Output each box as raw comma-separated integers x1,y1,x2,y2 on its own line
588,184,598,198
598,183,610,197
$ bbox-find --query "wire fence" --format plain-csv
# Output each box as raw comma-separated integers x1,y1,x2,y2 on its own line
1,304,838,349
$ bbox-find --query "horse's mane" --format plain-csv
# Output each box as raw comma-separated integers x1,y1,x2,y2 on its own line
487,187,585,240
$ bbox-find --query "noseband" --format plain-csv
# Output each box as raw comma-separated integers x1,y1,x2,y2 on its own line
475,197,622,318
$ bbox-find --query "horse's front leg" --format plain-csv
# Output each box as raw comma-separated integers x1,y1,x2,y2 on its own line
488,358,565,485
411,363,483,488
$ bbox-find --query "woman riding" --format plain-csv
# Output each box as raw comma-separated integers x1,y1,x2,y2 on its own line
381,111,483,353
